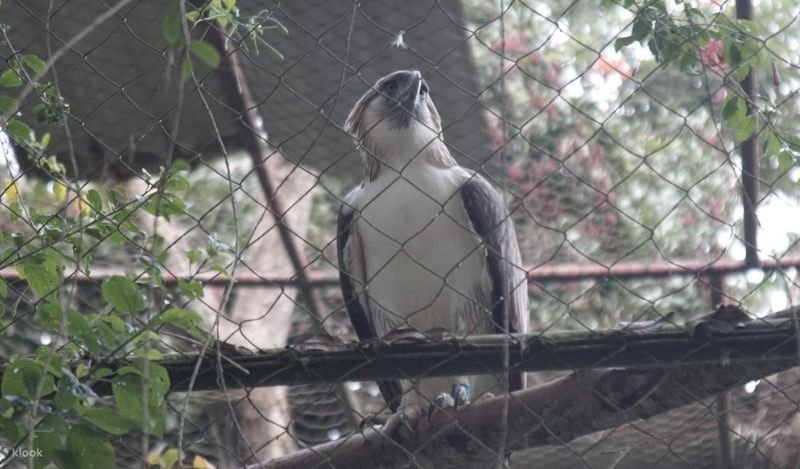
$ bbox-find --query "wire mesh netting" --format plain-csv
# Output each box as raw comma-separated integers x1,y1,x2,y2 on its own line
1,0,800,468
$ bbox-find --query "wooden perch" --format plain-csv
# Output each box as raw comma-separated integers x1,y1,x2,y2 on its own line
257,305,800,469
163,306,797,393
8,305,791,397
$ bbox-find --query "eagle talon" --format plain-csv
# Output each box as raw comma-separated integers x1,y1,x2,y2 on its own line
428,392,455,421
382,327,428,345
427,383,472,420
399,408,414,434
359,412,388,432
382,405,416,443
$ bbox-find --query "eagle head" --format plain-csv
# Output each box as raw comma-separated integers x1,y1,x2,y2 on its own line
345,70,447,176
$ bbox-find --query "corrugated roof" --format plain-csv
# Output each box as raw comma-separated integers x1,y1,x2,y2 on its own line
2,0,490,180
512,369,800,468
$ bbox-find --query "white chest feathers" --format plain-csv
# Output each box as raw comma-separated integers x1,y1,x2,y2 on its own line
353,164,492,336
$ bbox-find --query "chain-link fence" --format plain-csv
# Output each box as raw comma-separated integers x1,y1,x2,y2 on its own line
1,0,800,467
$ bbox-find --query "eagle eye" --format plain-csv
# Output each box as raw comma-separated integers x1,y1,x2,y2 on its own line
383,80,398,94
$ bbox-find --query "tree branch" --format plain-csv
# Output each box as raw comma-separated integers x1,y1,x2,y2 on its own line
256,306,800,468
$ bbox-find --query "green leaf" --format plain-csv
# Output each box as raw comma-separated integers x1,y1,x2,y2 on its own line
0,68,22,87
93,319,125,347
54,377,80,410
76,362,89,379
0,417,25,443
113,374,142,422
178,278,204,300
217,15,229,30
107,186,128,207
777,150,795,173
169,159,190,172
187,248,202,265
153,307,204,336
722,96,742,121
115,366,141,377
101,276,145,315
135,348,164,361
79,407,135,435
734,63,751,81
644,138,665,154
65,425,115,469
1,359,56,400
68,310,101,355
614,35,638,51
39,132,51,150
190,41,221,69
725,42,742,67
163,448,181,469
763,130,782,158
37,302,62,330
0,278,6,298
143,192,186,219
0,95,15,116
35,347,64,376
208,263,231,278
181,57,193,82
22,54,46,74
31,415,67,464
148,362,170,401
94,321,116,345
16,255,61,297
87,188,103,211
97,315,127,335
6,118,34,144
162,14,182,48
164,174,189,191
785,135,800,151
29,415,67,465
91,368,114,380
112,363,169,437
631,16,652,41
734,115,757,145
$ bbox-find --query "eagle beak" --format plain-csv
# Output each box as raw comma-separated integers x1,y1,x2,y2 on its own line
399,70,423,111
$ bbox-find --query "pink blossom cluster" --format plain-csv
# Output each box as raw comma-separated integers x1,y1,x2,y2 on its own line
698,38,728,104
699,38,726,74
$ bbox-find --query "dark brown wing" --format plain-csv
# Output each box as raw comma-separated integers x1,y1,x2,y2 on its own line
337,188,403,411
460,175,529,391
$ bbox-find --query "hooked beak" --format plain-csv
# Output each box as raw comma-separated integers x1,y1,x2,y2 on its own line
399,70,423,110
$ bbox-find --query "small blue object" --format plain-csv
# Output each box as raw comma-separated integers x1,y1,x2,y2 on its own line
451,383,471,404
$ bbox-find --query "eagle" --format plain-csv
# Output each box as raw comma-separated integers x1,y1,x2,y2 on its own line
337,70,528,412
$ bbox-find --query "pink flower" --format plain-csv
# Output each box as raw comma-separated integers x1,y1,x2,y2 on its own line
699,38,726,74
712,86,727,104
506,165,526,182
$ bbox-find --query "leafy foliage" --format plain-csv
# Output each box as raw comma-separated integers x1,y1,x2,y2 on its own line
0,3,248,467
463,0,800,329
0,158,213,466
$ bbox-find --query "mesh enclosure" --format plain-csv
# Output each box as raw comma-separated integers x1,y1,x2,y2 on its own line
1,0,800,468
